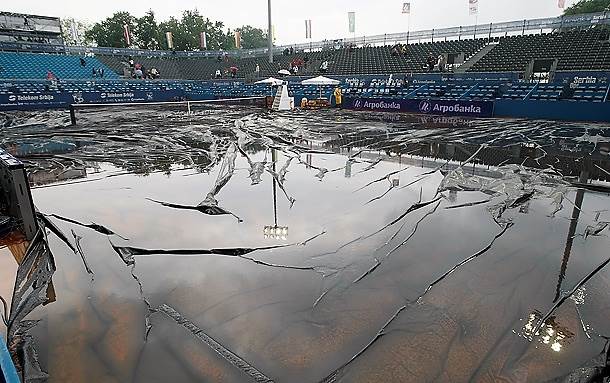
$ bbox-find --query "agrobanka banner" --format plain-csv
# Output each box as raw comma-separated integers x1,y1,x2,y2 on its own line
344,97,494,118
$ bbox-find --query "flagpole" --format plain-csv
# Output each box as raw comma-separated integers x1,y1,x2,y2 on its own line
268,0,273,64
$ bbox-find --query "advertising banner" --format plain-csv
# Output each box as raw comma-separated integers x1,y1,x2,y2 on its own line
344,97,494,118
0,90,185,111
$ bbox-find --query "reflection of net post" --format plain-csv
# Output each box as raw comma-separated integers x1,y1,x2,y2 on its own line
264,225,288,240
344,161,352,178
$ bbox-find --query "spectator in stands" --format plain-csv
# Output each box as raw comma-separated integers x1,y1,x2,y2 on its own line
290,47,294,55
215,69,222,79
99,68,105,78
229,66,238,78
304,55,309,69
217,54,223,62
134,68,143,79
426,53,435,72
80,58,86,67
391,44,400,56
255,64,260,77
128,57,134,69
23,16,29,26
320,60,329,73
293,65,299,75
438,54,447,72
400,44,408,55
92,68,97,78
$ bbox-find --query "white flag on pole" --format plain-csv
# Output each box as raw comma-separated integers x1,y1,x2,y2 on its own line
305,20,312,39
200,32,207,49
469,0,478,15
123,24,131,46
166,31,174,49
348,12,356,34
402,3,411,14
70,21,79,42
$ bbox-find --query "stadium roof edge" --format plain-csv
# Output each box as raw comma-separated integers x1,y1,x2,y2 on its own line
0,11,60,21
1,11,609,58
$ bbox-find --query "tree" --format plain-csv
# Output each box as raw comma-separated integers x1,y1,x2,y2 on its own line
61,18,92,46
78,9,269,51
158,10,228,50
135,10,161,50
85,12,136,48
564,0,610,15
236,25,268,49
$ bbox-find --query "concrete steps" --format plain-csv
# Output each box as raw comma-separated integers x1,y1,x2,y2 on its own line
454,42,498,73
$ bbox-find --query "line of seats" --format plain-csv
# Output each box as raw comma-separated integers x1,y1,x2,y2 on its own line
0,51,118,80
1,78,609,103
2,27,609,80
469,28,610,72
340,80,610,102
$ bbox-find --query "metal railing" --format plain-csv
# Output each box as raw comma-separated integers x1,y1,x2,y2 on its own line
0,11,609,59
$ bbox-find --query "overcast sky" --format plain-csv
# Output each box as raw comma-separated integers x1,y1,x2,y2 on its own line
4,0,577,45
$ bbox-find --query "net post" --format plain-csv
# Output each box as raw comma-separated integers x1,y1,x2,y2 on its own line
69,104,77,125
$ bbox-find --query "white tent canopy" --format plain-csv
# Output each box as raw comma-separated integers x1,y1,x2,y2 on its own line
255,77,283,86
301,76,340,85
301,76,341,100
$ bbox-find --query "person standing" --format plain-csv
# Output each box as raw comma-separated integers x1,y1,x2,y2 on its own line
426,53,436,72
437,54,446,72
333,87,343,107
255,64,260,77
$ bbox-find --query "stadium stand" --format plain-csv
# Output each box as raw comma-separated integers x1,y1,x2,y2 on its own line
0,51,119,79
86,28,609,79
469,28,610,73
1,11,610,121
92,38,487,79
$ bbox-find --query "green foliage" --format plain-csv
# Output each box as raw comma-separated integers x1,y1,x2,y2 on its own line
564,0,610,15
135,10,161,50
85,12,136,48
82,9,260,51
236,25,268,49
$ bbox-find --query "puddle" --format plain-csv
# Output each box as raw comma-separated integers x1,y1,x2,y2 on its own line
1,107,610,382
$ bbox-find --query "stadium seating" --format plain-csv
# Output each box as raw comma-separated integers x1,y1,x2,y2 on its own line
569,83,608,102
469,28,610,72
2,27,609,81
0,51,118,80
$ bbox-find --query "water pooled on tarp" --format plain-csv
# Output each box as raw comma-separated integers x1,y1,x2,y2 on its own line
0,106,609,382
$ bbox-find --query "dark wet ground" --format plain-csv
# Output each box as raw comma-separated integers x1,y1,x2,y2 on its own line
1,106,610,382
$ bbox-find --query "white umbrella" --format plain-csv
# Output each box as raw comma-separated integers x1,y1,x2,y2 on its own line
255,77,283,86
278,69,291,76
255,77,284,96
301,76,340,99
301,76,340,85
